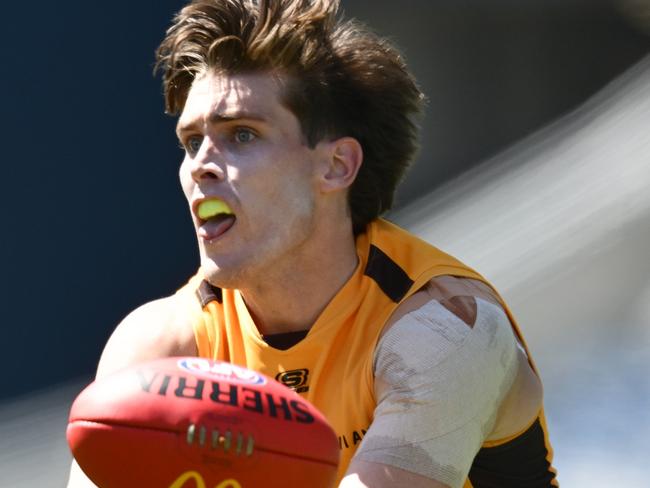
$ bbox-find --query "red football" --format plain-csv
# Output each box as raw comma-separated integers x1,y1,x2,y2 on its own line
67,357,339,488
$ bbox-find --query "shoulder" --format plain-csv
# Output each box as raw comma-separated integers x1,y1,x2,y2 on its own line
374,274,543,440
382,275,501,334
357,276,528,485
360,277,520,486
375,275,507,367
374,276,519,406
96,292,200,379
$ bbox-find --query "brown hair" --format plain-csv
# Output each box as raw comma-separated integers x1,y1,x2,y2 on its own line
156,0,424,233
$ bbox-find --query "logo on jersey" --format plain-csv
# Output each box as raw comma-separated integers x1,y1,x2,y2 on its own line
275,369,310,393
178,358,266,385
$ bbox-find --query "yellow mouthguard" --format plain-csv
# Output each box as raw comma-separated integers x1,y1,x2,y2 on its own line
197,199,233,220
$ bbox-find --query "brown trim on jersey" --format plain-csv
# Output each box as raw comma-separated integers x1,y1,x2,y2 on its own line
196,279,222,307
468,418,558,487
364,245,414,303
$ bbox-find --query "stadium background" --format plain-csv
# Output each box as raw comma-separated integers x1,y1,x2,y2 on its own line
1,0,649,486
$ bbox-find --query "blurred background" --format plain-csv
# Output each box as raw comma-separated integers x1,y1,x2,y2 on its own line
1,0,649,486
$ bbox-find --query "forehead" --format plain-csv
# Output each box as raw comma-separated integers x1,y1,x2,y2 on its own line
179,71,288,123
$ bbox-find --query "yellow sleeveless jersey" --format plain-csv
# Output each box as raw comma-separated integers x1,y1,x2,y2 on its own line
176,219,558,486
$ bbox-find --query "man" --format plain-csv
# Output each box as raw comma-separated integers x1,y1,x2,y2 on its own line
68,0,558,486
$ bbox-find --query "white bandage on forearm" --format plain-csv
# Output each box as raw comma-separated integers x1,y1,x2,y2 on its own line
354,298,518,488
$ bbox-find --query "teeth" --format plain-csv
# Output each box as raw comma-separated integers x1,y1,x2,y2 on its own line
197,199,233,220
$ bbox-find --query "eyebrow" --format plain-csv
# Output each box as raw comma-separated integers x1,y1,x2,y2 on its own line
176,110,268,139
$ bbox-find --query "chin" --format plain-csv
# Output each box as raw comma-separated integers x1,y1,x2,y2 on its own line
200,255,250,290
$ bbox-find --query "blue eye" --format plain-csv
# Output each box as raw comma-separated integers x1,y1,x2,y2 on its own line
234,128,256,143
186,136,202,154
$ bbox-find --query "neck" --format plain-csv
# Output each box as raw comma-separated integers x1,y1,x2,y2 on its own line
240,225,359,336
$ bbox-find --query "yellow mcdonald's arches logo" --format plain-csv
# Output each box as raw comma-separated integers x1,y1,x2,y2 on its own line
169,470,242,488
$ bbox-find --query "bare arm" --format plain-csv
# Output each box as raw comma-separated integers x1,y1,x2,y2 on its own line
66,295,198,488
95,296,198,379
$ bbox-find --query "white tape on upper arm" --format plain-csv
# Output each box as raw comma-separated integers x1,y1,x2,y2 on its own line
356,298,518,488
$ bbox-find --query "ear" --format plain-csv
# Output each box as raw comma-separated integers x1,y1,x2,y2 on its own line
318,137,363,194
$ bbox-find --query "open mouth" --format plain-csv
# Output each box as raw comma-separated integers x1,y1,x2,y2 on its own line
196,199,236,241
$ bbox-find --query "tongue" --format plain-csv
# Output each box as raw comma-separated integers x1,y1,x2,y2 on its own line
198,214,236,241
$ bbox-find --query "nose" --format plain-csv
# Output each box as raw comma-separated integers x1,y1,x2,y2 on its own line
189,137,226,183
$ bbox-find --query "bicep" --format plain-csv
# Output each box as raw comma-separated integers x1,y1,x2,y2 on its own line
68,296,198,487
348,298,519,488
96,296,198,379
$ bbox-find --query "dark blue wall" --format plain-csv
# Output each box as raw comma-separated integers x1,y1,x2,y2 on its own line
1,1,195,397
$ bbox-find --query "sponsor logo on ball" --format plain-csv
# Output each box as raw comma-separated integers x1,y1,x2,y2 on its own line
178,358,266,385
169,471,241,488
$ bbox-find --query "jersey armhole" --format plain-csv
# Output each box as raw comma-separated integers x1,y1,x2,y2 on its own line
171,271,213,358
193,307,212,358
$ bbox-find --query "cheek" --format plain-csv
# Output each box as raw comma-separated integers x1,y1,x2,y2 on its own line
178,160,193,199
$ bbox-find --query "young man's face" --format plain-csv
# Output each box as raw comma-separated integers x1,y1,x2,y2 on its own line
177,71,325,287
